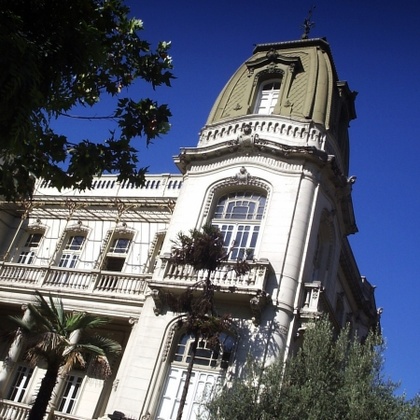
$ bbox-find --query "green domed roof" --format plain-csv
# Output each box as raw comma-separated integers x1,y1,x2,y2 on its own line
204,38,357,174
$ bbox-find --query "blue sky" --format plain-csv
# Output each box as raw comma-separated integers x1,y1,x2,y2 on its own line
61,0,420,397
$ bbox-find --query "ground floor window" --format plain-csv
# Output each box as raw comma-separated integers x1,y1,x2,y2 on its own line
156,332,234,419
7,365,34,402
157,367,221,420
58,375,83,414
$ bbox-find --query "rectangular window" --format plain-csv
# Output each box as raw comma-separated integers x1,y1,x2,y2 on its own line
59,254,79,268
109,238,131,254
17,233,43,264
58,375,83,414
8,365,34,402
216,224,259,260
17,251,35,264
24,233,43,248
64,235,85,251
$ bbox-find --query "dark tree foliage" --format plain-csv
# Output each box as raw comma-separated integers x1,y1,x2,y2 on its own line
208,317,420,420
167,224,248,420
0,0,173,201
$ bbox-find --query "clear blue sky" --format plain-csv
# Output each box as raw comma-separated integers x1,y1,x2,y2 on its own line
62,0,420,398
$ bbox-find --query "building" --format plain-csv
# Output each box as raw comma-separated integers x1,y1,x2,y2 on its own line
0,37,378,420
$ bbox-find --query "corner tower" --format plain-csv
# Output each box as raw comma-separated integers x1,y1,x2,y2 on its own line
145,38,376,418
204,38,356,176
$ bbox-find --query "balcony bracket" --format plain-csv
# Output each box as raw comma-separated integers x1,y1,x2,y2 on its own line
250,290,271,325
151,289,164,315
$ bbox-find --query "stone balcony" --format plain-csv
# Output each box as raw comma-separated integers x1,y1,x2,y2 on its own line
0,400,83,420
300,281,324,315
0,400,94,420
150,257,271,324
299,281,341,329
0,262,148,311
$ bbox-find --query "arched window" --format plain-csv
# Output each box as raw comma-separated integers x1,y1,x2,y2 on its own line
254,80,281,114
212,191,266,260
157,332,235,420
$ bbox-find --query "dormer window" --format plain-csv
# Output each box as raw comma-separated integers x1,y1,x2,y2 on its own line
254,80,281,114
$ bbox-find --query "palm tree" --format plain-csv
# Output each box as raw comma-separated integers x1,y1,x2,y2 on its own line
169,224,248,420
8,292,121,420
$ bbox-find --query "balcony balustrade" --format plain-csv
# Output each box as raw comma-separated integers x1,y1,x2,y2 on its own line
159,258,270,291
301,281,323,314
0,400,89,420
0,262,148,299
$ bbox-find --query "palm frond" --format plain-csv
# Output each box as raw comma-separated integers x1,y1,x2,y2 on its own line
78,335,122,356
65,313,109,332
28,303,57,331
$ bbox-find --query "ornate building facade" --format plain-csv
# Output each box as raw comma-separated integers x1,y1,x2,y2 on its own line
0,37,378,420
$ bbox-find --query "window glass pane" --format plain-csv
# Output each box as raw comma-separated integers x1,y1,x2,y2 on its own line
65,236,85,250
24,233,42,248
109,238,131,253
8,365,33,402
58,375,83,414
17,251,34,264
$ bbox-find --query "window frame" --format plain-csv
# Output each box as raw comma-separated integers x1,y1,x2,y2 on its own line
57,374,84,414
103,235,133,272
156,331,236,420
7,364,34,403
58,234,87,269
253,79,281,115
17,232,44,264
211,190,267,261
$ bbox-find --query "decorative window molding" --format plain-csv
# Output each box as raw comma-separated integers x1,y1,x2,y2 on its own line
145,230,166,273
203,174,270,219
95,224,136,271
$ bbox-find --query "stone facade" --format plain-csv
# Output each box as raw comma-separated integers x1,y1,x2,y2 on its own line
0,38,377,420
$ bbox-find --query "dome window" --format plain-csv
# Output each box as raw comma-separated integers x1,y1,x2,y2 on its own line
254,80,281,114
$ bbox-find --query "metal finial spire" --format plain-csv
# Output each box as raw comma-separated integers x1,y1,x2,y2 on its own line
301,5,316,39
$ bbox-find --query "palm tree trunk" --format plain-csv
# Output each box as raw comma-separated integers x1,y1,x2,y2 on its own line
176,334,199,420
28,361,60,420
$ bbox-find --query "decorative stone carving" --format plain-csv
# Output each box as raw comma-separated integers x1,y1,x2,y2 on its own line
233,167,251,184
236,124,260,150
266,48,279,61
151,289,163,315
